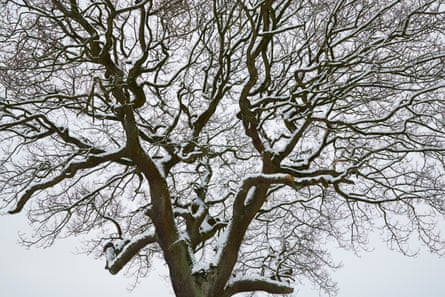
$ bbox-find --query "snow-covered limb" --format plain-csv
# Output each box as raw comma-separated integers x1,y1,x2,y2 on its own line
174,198,228,250
242,173,296,187
197,216,227,244
237,172,352,208
104,231,157,275
233,174,295,208
223,276,294,297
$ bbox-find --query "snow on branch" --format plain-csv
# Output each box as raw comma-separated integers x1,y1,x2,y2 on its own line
104,231,157,275
224,276,294,296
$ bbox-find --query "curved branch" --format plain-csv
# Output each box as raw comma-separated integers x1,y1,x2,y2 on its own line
105,231,157,275
8,149,127,214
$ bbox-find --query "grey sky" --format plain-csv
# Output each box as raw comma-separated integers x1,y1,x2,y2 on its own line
1,214,444,297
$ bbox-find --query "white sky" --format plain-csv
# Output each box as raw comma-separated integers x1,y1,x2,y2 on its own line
1,214,444,297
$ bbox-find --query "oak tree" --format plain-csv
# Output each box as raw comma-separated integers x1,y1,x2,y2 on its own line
1,1,445,296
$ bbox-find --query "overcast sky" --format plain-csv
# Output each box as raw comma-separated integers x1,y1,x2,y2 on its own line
1,214,444,297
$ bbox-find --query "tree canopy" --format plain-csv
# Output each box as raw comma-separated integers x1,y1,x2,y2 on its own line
1,1,445,296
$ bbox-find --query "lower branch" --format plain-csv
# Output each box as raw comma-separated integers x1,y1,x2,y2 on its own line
104,231,157,275
223,277,294,297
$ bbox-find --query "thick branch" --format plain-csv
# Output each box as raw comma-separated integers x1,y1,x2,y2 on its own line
105,232,157,275
224,277,294,297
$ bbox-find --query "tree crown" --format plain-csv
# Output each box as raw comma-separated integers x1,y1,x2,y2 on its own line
1,1,445,296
